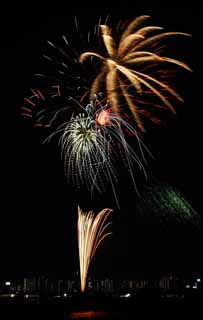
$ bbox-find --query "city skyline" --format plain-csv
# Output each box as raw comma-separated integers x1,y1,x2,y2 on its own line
1,271,202,291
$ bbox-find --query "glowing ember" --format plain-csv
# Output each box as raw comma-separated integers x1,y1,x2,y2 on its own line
97,109,110,126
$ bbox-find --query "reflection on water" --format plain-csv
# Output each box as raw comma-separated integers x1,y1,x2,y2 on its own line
69,310,123,319
69,311,105,319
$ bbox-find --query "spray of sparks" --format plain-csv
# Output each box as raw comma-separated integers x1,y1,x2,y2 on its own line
43,97,151,207
80,15,192,132
78,206,112,292
136,182,200,225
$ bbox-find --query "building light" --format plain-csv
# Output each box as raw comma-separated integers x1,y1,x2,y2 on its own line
196,278,201,283
120,293,131,298
5,281,11,286
10,294,15,298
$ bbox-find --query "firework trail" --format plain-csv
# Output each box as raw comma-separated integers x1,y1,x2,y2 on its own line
21,85,151,207
80,15,192,132
78,206,112,293
50,100,152,207
43,97,151,207
21,86,79,128
27,15,111,109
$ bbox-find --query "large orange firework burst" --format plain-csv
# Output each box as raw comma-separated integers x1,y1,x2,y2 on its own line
80,15,192,132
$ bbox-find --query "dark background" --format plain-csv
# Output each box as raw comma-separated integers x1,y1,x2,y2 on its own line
1,3,202,280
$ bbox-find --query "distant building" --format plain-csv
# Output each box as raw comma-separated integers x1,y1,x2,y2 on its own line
159,274,180,290
0,272,197,296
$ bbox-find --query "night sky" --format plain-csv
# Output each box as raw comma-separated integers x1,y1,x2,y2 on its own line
1,3,202,280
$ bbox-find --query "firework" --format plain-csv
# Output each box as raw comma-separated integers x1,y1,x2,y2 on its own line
30,16,111,108
136,182,200,225
80,15,192,132
23,16,190,205
43,97,151,207
78,206,112,293
21,87,151,207
21,86,78,128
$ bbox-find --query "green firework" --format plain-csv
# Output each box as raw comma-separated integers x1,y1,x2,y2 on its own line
136,183,200,225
